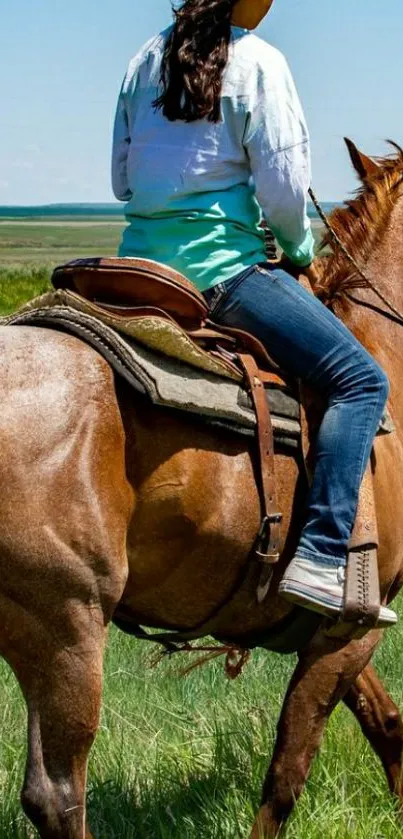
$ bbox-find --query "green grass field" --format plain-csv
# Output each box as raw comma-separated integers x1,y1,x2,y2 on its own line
1,628,403,839
0,219,124,266
0,220,125,315
0,220,402,839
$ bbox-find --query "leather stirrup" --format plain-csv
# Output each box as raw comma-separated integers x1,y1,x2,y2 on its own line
342,465,381,626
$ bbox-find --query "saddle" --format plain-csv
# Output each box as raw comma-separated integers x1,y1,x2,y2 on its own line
53,257,282,375
50,257,383,629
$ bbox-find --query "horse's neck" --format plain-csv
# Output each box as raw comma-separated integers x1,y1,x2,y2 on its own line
328,195,403,429
365,195,403,314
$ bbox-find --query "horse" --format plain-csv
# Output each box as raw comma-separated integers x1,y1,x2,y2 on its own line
1,138,403,839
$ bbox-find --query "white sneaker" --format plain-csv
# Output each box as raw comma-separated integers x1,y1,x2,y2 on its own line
278,555,397,628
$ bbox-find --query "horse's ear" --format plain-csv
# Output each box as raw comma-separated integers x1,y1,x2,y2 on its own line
344,137,380,180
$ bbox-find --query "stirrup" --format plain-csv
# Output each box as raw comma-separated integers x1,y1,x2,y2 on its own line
324,546,397,639
343,546,381,626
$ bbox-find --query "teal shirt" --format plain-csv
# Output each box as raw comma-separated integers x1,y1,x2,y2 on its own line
112,27,315,292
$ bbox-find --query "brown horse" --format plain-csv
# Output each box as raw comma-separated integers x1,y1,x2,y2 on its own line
1,139,403,839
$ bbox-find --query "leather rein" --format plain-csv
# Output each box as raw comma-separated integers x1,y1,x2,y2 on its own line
308,187,403,326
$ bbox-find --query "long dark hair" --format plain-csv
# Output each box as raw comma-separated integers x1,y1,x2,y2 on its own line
153,0,237,123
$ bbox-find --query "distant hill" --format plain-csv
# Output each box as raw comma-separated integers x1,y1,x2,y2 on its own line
0,203,124,218
0,202,339,219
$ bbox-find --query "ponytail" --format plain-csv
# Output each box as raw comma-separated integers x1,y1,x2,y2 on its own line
153,0,237,123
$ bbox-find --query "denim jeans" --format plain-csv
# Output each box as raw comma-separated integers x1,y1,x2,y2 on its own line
203,264,389,566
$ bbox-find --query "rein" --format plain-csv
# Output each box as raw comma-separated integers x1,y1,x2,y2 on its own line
309,186,403,326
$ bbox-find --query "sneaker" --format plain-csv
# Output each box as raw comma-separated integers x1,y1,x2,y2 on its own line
278,555,397,628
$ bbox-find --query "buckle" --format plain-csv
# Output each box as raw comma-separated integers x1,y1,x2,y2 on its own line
255,514,283,563
257,513,282,541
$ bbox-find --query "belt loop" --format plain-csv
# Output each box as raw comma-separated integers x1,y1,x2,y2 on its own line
207,282,226,315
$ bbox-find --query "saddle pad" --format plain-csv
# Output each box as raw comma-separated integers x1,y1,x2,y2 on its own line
15,289,243,382
4,300,301,445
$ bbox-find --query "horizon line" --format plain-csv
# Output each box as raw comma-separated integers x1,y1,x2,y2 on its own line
0,199,340,210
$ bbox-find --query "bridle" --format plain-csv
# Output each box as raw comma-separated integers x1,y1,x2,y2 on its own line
309,186,403,326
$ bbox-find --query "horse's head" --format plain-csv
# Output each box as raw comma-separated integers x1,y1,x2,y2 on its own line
318,138,403,319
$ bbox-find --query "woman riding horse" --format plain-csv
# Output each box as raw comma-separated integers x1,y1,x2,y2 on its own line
111,0,396,626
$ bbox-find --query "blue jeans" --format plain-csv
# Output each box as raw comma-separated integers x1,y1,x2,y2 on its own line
203,264,389,567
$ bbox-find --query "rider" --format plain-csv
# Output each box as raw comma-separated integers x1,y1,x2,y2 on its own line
111,0,396,627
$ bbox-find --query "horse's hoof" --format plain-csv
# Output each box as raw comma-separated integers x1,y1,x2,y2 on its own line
249,804,280,839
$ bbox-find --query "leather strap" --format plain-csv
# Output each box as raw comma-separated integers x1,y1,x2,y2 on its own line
238,354,282,603
188,327,237,344
206,319,282,373
258,370,290,387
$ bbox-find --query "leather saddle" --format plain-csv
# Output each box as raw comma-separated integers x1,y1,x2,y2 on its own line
53,257,283,380
53,257,207,327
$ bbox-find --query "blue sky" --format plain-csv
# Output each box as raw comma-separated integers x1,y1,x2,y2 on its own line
1,0,402,205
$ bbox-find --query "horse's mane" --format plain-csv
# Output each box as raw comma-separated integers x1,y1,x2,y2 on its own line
318,143,403,305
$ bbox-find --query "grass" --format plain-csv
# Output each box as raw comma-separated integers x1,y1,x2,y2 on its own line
1,219,402,838
0,266,51,316
0,623,403,839
0,220,124,267
0,219,124,315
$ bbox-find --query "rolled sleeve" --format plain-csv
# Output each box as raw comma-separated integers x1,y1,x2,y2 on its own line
244,54,314,267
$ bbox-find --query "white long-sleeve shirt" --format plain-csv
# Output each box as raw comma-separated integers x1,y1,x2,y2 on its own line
112,25,314,291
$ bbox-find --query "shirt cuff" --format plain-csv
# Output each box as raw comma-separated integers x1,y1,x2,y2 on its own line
272,226,315,268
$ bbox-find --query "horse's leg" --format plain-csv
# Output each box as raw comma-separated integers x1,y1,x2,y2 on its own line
1,596,107,839
0,335,133,837
343,663,403,799
249,631,379,839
